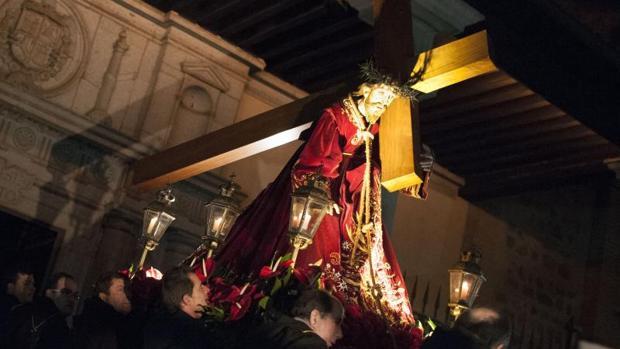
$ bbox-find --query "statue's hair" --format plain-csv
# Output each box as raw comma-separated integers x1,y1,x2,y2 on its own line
359,60,420,99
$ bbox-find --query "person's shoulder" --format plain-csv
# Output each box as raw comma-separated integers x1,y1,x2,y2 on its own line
421,327,476,349
278,318,327,349
0,293,18,310
7,300,34,321
286,331,327,349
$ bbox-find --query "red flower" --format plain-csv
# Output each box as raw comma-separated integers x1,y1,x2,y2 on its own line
293,265,321,285
228,293,252,321
259,266,278,279
408,327,423,349
192,257,215,283
280,259,294,270
227,284,258,321
259,257,295,280
208,277,231,304
223,285,242,303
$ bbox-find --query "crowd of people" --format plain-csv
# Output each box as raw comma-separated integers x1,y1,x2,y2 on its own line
1,263,511,349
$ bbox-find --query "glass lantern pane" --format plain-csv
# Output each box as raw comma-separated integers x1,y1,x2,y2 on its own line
218,210,239,241
289,196,308,232
151,212,175,242
206,204,227,237
461,272,480,307
449,270,464,304
142,209,158,238
302,200,328,239
143,209,175,242
469,274,484,306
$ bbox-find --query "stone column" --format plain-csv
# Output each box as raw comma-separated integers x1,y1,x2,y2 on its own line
88,30,130,120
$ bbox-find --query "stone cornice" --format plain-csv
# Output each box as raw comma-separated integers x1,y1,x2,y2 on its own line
99,0,266,72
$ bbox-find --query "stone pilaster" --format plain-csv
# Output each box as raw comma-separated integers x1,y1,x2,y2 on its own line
87,30,129,121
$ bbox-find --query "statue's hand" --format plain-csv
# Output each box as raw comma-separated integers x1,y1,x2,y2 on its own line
419,144,434,172
400,145,434,200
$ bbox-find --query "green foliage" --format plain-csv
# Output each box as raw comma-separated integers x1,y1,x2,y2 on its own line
414,312,442,339
258,296,270,310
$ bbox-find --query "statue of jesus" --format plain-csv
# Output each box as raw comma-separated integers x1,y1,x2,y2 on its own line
210,68,432,347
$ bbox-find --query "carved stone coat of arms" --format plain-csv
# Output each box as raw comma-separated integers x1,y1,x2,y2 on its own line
0,0,87,94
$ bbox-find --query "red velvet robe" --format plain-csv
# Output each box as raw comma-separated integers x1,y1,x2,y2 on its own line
217,99,415,327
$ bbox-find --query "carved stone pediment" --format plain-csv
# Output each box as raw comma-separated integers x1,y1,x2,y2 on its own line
0,0,88,95
181,62,230,92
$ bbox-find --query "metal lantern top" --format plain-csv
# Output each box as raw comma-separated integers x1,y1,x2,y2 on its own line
292,172,331,203
451,250,484,275
209,177,240,212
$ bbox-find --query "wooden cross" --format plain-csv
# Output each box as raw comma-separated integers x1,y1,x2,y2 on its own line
132,0,496,191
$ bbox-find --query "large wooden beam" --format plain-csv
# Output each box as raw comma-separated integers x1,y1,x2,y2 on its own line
421,83,533,122
271,31,374,74
443,133,603,168
422,94,549,135
291,43,373,84
435,116,576,154
132,31,496,190
196,0,243,24
219,0,303,37
132,86,348,190
380,97,423,191
239,5,326,47
372,0,420,192
426,105,565,145
411,30,497,93
261,16,360,60
420,71,516,109
451,143,618,176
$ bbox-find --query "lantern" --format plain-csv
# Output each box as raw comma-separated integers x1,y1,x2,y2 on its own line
448,250,486,321
138,187,176,271
288,172,333,265
203,176,241,258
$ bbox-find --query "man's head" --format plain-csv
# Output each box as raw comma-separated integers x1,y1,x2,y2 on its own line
455,307,511,349
94,272,131,315
354,83,398,124
161,266,208,319
2,265,35,304
45,272,78,316
291,289,344,348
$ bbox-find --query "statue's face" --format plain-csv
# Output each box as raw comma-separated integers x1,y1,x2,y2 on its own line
359,83,398,124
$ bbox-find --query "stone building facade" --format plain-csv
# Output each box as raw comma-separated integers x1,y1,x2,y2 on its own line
0,1,617,348
0,0,306,290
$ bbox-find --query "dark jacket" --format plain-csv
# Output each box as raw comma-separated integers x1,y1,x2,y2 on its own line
251,315,327,349
75,297,137,349
421,327,478,349
7,296,73,349
0,293,19,345
143,309,208,349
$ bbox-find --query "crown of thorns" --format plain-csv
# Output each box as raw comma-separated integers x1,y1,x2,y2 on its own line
359,60,421,99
